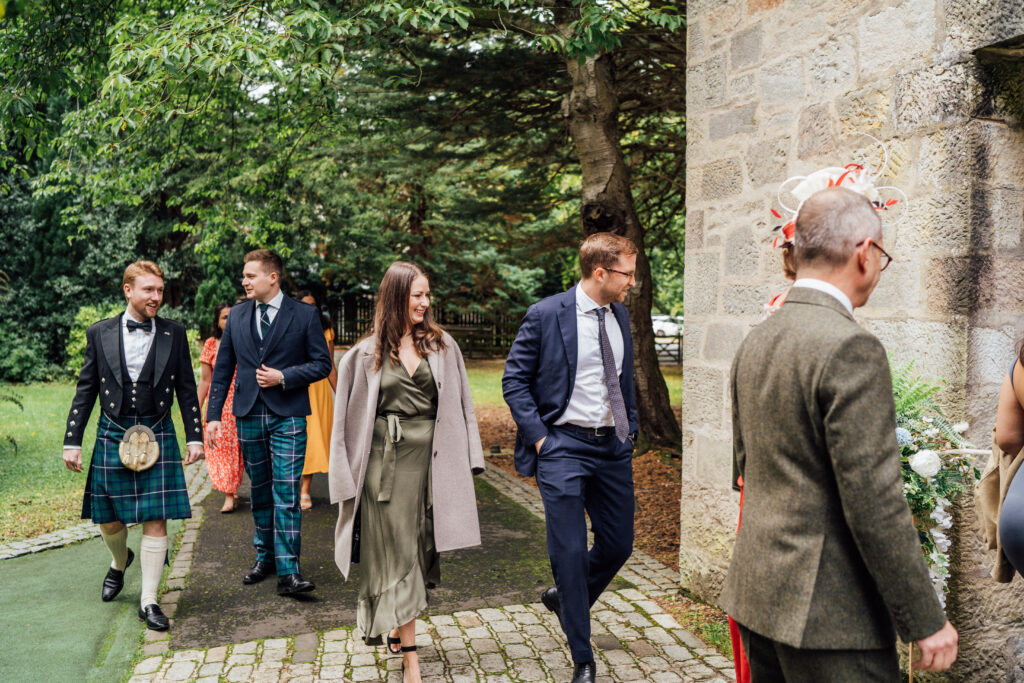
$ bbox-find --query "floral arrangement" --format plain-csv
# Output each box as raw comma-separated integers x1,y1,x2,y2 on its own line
892,360,982,607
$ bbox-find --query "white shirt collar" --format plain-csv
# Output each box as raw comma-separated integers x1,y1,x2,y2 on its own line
122,307,153,332
792,278,854,316
259,289,285,310
575,282,608,314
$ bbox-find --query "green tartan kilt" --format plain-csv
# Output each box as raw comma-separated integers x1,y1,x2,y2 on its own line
82,413,193,524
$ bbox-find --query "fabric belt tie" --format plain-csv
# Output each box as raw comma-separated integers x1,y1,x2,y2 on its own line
375,413,436,503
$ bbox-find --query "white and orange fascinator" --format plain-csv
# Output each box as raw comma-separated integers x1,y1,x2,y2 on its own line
761,134,907,319
769,133,907,250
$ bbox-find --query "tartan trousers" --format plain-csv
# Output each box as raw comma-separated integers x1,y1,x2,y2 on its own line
236,401,307,576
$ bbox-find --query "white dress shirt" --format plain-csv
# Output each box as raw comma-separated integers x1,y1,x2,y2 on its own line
254,289,285,340
122,307,155,381
792,278,854,316
555,284,624,429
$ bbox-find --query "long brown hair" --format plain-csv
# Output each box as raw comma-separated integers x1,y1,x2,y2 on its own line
371,262,446,371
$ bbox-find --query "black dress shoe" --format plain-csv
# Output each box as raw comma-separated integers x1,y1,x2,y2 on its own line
138,603,170,631
541,586,564,630
277,573,315,595
101,548,135,602
571,660,596,683
243,560,274,585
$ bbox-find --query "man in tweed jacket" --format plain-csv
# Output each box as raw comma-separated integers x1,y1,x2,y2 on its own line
62,260,204,632
720,187,958,680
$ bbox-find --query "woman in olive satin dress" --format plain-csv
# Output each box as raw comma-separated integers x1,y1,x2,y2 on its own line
330,262,484,683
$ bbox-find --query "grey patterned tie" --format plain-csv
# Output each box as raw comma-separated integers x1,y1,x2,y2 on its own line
258,303,271,339
595,307,629,442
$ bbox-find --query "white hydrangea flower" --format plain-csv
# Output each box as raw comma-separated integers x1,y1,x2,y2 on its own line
953,421,969,434
923,428,940,438
930,498,953,529
910,450,942,480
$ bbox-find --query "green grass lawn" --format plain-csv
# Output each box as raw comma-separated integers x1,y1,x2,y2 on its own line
0,360,682,544
467,359,681,409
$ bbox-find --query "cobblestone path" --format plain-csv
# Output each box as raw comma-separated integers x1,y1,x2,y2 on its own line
127,464,735,682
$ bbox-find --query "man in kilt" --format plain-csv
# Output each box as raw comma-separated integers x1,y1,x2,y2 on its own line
63,261,204,632
205,249,331,596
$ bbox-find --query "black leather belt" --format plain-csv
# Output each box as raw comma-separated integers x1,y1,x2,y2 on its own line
555,423,614,438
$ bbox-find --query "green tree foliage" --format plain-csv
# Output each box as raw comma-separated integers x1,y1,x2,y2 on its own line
0,1,687,420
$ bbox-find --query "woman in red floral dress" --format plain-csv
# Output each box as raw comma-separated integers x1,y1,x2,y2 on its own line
197,302,243,512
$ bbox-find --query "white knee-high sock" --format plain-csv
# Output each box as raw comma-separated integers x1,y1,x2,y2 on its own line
100,527,129,570
139,534,167,608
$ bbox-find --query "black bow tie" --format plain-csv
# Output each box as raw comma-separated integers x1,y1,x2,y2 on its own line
126,319,151,334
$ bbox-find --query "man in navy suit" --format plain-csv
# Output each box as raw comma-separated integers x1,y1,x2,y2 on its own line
206,249,332,595
503,233,640,683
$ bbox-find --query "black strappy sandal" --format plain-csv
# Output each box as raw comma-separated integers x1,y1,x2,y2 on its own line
401,644,418,679
385,632,402,655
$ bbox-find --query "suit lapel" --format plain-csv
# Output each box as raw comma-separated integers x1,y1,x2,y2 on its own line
236,299,258,361
611,302,632,365
261,295,294,358
556,286,578,379
152,317,173,384
101,315,124,387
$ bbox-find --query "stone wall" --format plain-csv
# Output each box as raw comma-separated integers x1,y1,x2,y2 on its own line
682,1,1024,679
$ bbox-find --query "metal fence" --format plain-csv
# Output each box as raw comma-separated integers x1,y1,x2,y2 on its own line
328,293,520,357
328,293,682,363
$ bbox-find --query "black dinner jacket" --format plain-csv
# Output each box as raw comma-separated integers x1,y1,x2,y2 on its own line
63,314,203,447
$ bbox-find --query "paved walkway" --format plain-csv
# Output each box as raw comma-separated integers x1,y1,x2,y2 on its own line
127,464,735,683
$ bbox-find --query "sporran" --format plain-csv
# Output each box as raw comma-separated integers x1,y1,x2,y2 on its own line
118,424,160,471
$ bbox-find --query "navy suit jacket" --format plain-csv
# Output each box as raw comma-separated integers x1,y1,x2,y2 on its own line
502,286,638,477
206,295,332,420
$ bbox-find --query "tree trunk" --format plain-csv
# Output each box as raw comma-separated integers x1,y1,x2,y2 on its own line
559,48,682,450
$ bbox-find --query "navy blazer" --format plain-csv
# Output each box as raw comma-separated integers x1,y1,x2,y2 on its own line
206,295,332,420
502,286,639,477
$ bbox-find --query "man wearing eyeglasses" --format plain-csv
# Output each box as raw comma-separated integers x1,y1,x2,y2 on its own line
503,232,640,683
721,186,958,680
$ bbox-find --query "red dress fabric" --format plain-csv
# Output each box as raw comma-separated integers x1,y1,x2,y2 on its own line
730,475,751,683
200,336,243,495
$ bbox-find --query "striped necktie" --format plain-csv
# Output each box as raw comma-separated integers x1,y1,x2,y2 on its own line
258,303,271,339
595,307,629,442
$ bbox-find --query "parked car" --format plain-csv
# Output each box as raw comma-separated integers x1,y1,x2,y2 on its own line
651,314,683,337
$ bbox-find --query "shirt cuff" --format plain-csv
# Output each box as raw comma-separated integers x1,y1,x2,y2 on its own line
63,445,81,450
185,441,203,447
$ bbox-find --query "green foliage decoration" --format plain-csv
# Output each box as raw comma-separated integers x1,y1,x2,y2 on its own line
891,359,980,604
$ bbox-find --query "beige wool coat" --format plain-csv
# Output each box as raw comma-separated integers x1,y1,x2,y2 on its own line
328,332,485,579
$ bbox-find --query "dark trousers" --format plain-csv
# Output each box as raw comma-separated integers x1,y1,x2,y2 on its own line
535,425,634,663
737,623,899,683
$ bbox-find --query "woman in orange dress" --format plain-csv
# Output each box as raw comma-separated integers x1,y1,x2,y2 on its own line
197,302,244,513
298,291,337,511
